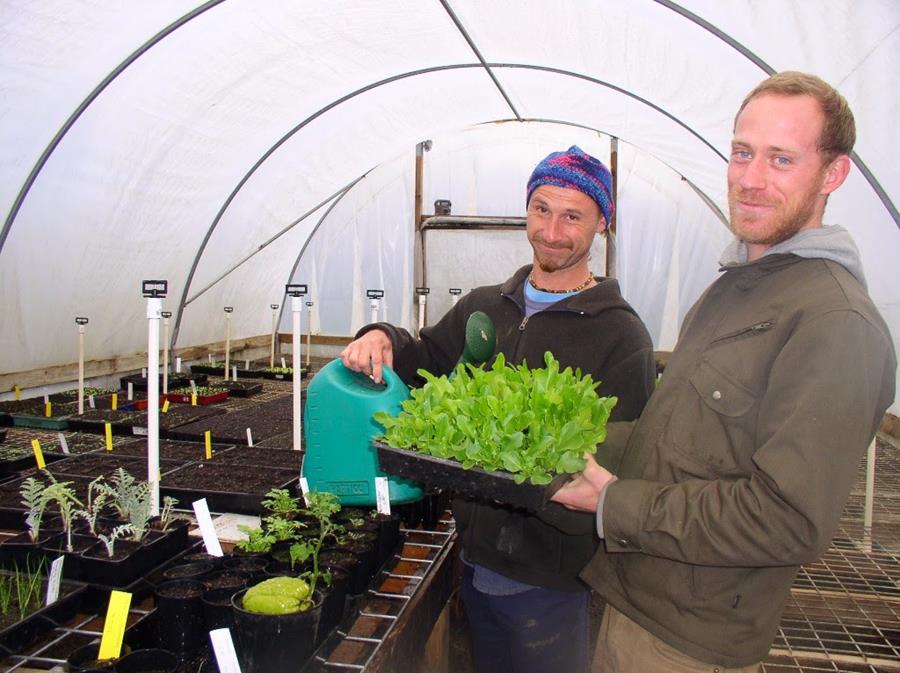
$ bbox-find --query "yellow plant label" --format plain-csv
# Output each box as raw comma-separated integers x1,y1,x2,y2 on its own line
192,394,198,406
162,399,170,413
205,430,212,459
105,423,113,451
31,440,45,470
45,402,52,418
111,393,118,411
98,590,131,661
13,385,20,401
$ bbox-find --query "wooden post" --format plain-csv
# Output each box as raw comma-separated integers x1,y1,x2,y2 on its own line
606,136,618,278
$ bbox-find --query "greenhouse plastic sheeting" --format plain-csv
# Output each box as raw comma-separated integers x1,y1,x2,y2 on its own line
0,0,896,411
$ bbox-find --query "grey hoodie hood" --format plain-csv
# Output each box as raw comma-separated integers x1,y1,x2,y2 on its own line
719,225,867,289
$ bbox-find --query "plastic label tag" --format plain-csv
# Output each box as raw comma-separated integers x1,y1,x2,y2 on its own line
162,399,170,413
105,423,113,450
209,628,243,673
31,440,45,470
43,394,49,404
193,498,224,557
299,477,310,507
192,394,198,406
141,368,147,378
246,428,253,447
111,393,118,411
127,382,134,400
205,431,212,459
88,394,96,409
208,354,213,363
58,433,69,455
232,365,238,380
244,359,249,369
46,556,64,606
375,477,391,515
281,357,287,369
45,402,52,418
176,357,182,373
98,590,132,661
190,379,198,395
13,385,20,401
132,426,148,436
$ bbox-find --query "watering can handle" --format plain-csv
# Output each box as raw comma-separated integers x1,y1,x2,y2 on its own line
340,359,406,392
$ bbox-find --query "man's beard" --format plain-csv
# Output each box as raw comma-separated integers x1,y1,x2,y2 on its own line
728,183,820,247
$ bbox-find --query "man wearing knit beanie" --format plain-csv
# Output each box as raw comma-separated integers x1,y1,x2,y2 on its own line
341,145,655,673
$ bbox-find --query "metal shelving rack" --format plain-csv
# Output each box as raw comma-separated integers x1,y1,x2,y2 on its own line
763,435,900,673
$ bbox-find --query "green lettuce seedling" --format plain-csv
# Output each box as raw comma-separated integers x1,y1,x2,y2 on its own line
375,351,617,485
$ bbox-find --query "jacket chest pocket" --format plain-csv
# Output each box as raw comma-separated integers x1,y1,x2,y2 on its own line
662,359,758,478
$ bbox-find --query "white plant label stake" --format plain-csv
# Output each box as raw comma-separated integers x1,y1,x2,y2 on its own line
190,380,198,396
299,477,311,507
127,382,134,401
88,394,96,409
45,556,64,606
280,356,287,369
209,628,243,673
141,367,147,378
375,477,391,515
176,357,182,373
232,365,237,381
192,498,224,557
57,433,70,455
246,428,253,447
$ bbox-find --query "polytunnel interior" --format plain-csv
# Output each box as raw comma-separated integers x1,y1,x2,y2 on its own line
0,2,898,672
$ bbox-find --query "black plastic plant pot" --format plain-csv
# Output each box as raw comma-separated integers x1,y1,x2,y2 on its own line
202,586,239,631
221,555,269,583
153,579,206,656
317,566,350,645
231,587,323,673
66,641,119,671
319,548,365,595
160,560,214,582
0,529,62,569
370,512,402,564
115,647,179,673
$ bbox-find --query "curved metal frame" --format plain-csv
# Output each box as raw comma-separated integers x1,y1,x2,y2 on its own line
2,0,895,352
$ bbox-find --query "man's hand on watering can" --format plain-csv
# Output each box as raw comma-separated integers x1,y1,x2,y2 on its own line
341,330,394,383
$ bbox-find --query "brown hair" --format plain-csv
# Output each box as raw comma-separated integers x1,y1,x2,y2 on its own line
735,71,856,163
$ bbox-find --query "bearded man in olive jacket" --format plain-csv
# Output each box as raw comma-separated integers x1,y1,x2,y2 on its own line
552,72,896,673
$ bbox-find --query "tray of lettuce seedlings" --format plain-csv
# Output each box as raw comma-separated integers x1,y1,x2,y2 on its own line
374,352,617,511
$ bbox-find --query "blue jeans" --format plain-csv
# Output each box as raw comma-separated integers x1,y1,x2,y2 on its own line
460,564,591,673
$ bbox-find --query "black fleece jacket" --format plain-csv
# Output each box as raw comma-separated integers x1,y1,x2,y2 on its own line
361,264,655,590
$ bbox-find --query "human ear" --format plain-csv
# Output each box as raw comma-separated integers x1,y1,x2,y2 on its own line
820,155,851,196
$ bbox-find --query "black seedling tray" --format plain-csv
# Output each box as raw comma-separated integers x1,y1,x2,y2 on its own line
374,441,567,512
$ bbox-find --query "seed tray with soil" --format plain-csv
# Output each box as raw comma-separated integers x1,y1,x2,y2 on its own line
167,397,294,444
111,438,234,464
120,371,208,392
253,431,294,450
34,453,184,480
9,400,79,431
163,387,229,405
0,443,67,478
374,441,568,512
212,446,302,470
65,409,147,436
219,380,264,398
190,362,266,379
160,462,299,514
0,575,88,655
48,388,118,409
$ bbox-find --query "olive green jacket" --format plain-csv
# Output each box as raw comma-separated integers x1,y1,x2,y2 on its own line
581,252,896,666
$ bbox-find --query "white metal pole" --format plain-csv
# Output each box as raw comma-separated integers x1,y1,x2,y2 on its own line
306,301,314,369
77,325,86,416
864,438,877,530
270,305,279,369
292,296,303,452
146,297,162,516
224,310,232,381
162,315,170,395
417,293,427,334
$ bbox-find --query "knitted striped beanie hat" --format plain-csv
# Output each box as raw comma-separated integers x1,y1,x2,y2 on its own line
526,145,614,224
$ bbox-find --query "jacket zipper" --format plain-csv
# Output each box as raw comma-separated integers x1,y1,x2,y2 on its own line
710,320,774,345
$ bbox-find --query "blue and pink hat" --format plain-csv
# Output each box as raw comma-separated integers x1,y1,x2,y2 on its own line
526,145,615,224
